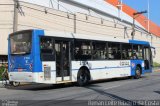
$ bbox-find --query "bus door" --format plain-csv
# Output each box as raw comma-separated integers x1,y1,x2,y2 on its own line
55,40,71,82
144,46,152,70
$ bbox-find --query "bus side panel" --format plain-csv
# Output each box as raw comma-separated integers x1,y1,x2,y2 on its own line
71,60,131,81
32,30,44,73
130,60,145,76
41,62,56,84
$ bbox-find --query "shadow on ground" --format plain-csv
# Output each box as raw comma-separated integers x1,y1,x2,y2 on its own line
154,91,160,95
4,76,147,91
84,85,143,106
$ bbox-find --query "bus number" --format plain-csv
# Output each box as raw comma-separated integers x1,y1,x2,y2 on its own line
120,61,129,66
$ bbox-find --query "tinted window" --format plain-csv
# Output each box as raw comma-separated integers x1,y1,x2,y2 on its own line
74,40,92,60
92,42,107,60
10,31,32,55
133,44,143,59
122,43,132,59
108,42,121,60
40,37,55,61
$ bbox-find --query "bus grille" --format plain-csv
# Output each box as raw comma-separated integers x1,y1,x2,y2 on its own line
44,66,51,80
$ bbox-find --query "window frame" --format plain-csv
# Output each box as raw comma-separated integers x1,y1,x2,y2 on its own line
73,39,93,61
121,43,133,60
108,42,122,60
10,30,32,55
40,36,55,61
92,41,108,60
132,44,144,60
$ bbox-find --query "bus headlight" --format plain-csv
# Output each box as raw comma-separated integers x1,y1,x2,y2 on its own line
10,64,12,68
29,64,32,71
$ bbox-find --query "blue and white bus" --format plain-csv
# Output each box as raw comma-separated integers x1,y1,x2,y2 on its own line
8,29,153,86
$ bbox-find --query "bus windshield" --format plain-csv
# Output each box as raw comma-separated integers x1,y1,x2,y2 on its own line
10,32,32,55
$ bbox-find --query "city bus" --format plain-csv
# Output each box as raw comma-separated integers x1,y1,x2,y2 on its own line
8,29,153,86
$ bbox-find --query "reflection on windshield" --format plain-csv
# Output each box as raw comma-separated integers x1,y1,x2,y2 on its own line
10,32,32,55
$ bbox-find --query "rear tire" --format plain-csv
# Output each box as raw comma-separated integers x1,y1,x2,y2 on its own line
77,68,90,86
10,81,20,87
134,66,141,79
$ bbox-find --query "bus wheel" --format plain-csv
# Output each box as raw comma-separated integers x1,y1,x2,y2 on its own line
77,68,90,86
134,66,141,79
10,81,20,87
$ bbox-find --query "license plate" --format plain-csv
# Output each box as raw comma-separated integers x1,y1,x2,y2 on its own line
18,68,23,72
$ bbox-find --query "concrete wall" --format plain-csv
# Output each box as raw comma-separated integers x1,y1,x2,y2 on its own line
0,0,160,63
17,2,74,32
0,0,14,55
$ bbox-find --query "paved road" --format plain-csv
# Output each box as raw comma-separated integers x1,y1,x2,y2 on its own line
0,71,160,106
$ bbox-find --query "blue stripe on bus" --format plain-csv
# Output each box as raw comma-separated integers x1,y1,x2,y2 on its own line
130,60,152,76
129,40,150,45
33,29,44,72
72,66,131,71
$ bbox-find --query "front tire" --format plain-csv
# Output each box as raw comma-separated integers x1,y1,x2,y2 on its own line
134,66,141,79
77,68,90,86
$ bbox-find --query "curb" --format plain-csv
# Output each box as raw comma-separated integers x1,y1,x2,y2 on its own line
0,80,7,88
0,80,9,83
0,81,31,88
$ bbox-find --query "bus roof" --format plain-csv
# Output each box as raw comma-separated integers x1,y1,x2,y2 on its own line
45,30,129,43
129,40,150,46
10,29,150,46
45,30,150,46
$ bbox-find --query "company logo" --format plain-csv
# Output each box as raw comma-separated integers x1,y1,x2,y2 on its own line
132,63,135,67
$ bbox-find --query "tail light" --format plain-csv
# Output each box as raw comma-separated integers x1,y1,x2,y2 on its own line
29,64,32,71
10,64,13,71
10,64,12,68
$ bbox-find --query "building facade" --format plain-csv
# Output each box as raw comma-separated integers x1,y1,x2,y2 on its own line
0,0,160,64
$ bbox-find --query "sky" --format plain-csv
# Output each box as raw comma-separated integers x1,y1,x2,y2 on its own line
122,0,160,26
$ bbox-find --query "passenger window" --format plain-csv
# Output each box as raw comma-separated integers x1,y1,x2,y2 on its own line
121,44,132,59
92,42,107,60
40,37,55,61
108,42,121,60
133,44,143,59
74,40,92,60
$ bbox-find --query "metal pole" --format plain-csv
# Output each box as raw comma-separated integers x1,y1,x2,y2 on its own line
74,14,76,33
124,26,127,39
120,0,123,21
13,0,19,32
50,0,54,8
117,0,123,21
131,11,147,40
151,34,152,46
147,0,150,33
57,0,59,10
132,17,135,40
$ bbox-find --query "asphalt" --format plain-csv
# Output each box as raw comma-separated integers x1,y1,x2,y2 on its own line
0,69,160,106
